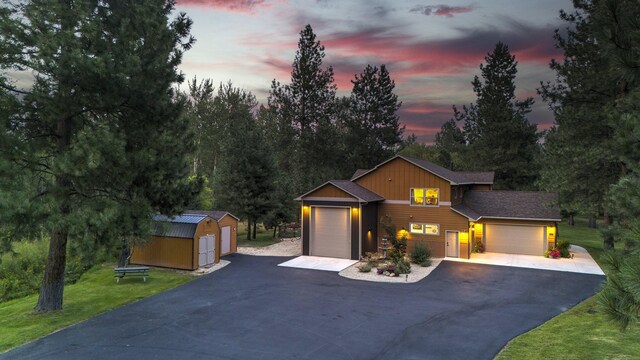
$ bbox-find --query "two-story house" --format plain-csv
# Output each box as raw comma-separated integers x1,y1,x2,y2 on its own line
295,155,560,259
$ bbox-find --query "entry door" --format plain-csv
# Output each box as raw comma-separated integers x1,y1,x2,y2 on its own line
199,235,215,266
221,226,231,255
446,231,459,257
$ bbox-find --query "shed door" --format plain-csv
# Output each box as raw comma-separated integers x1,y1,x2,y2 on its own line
310,207,351,259
485,225,544,256
221,226,231,255
199,235,215,266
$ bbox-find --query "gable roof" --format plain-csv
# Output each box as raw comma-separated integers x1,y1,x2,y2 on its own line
151,214,208,238
295,180,384,202
350,155,494,185
452,191,561,221
185,210,240,221
351,169,369,180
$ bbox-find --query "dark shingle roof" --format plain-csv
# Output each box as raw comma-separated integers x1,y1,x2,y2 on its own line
185,210,239,221
351,169,369,180
328,180,384,202
453,191,561,221
350,155,494,185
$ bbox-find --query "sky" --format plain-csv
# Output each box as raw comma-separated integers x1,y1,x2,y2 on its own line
175,0,574,143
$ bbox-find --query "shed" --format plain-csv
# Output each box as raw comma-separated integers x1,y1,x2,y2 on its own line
131,211,239,270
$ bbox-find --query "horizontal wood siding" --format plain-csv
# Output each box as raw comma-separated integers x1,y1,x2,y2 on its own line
217,216,238,255
355,158,451,201
378,204,468,258
131,236,195,270
195,218,219,265
306,184,356,198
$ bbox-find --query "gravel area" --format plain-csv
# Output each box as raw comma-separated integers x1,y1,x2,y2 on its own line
237,237,302,256
339,258,443,283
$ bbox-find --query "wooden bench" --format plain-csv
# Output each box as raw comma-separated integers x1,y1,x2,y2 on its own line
114,267,149,283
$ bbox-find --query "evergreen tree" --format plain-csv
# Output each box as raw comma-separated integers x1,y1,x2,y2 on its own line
434,119,465,170
0,0,198,311
344,64,403,171
267,24,339,195
213,84,275,240
185,77,218,179
455,42,540,189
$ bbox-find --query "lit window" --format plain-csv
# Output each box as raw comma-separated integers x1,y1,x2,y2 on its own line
409,223,439,236
410,188,439,206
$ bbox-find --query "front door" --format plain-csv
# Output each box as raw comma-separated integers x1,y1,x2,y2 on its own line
446,231,459,258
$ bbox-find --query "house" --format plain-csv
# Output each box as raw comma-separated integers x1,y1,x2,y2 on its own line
295,155,560,259
130,210,239,270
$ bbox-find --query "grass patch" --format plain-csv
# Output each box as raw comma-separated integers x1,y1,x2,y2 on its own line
237,222,279,247
0,263,193,353
496,219,640,359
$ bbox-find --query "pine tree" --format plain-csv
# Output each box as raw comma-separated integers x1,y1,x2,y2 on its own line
0,0,198,311
455,42,540,189
344,64,403,171
434,119,465,170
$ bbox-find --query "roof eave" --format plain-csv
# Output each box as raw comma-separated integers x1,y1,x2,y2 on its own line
476,216,562,222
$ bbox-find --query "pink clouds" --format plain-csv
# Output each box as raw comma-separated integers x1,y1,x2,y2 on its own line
410,4,474,18
177,0,270,13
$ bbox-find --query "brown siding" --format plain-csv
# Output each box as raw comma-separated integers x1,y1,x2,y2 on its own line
217,215,238,256
377,204,468,258
306,184,356,199
131,236,195,270
470,184,492,191
355,158,451,201
195,218,219,264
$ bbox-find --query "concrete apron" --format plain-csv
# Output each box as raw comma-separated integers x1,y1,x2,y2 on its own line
445,245,605,275
278,256,358,272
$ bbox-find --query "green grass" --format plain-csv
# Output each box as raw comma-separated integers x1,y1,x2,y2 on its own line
0,263,193,353
236,222,281,247
496,220,640,359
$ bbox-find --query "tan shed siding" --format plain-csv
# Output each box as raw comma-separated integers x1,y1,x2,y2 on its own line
355,158,451,201
217,216,238,255
195,218,219,265
378,204,468,258
131,236,194,270
306,184,356,198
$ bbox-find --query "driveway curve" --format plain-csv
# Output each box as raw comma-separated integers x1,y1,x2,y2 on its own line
2,254,604,360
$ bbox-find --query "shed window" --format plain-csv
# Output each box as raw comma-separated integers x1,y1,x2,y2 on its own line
410,188,439,206
410,223,439,236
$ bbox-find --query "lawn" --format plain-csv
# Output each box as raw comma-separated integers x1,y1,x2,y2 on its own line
237,222,290,247
496,220,640,359
0,264,193,353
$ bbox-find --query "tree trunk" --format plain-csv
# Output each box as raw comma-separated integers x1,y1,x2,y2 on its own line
252,221,257,240
246,220,251,241
568,214,574,226
272,225,277,239
603,212,615,250
118,238,131,267
587,216,597,228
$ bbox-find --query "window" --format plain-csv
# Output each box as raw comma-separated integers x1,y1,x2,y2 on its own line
410,188,439,206
410,223,439,236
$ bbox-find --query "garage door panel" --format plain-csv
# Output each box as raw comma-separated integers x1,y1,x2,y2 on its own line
485,225,544,256
310,207,351,259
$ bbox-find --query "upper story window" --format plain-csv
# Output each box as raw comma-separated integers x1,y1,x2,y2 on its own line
410,188,439,206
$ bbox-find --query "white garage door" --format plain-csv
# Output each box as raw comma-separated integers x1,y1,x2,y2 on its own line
310,207,351,259
221,226,231,255
485,225,545,256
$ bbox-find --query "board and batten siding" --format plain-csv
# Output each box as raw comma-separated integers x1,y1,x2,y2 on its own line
217,215,238,255
355,158,451,202
377,203,468,258
132,236,195,270
306,184,356,198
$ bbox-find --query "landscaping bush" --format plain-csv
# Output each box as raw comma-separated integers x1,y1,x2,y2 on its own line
473,240,485,253
420,259,432,267
411,242,431,265
394,258,411,275
556,240,571,258
358,263,372,273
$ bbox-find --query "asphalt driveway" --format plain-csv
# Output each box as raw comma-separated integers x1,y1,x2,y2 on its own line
2,255,604,360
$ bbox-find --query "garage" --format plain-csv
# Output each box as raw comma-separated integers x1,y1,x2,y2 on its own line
485,224,545,256
310,207,351,258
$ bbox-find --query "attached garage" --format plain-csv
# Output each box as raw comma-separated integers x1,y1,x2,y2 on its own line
310,207,351,258
485,224,545,256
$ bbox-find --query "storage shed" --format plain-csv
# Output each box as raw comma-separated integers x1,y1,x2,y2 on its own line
131,211,239,270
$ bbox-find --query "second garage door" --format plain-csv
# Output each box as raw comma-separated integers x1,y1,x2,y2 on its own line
310,207,351,259
485,224,545,256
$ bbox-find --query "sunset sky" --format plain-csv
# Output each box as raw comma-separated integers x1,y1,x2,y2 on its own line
179,1,571,143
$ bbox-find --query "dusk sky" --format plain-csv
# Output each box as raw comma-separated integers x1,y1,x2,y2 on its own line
185,1,571,143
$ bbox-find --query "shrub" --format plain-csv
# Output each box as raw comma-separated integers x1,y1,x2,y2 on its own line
556,240,571,258
394,258,411,275
472,240,485,253
411,242,431,264
358,263,372,273
0,238,48,302
420,259,432,267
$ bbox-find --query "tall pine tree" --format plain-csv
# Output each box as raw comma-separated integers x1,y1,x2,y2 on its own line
0,0,198,311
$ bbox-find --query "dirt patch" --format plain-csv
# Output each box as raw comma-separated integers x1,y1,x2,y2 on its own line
237,237,302,257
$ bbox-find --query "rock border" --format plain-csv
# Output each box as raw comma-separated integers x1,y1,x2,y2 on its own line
339,258,443,283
